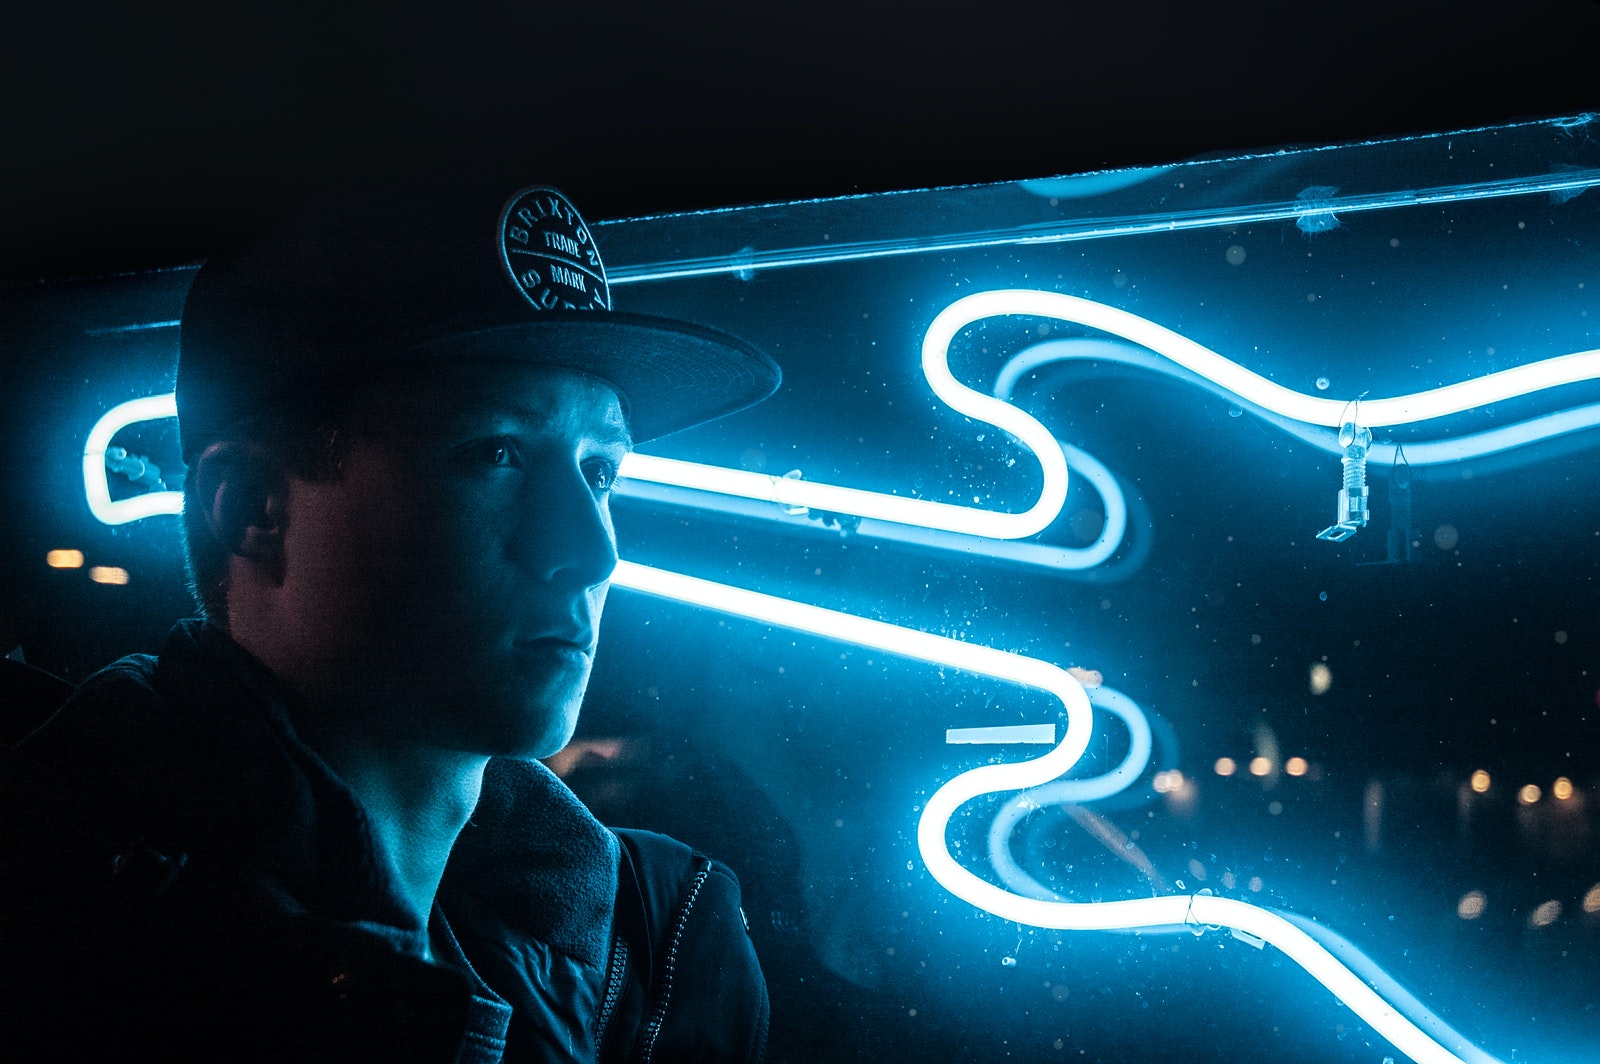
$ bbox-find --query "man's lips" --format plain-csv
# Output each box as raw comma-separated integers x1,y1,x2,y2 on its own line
514,634,595,654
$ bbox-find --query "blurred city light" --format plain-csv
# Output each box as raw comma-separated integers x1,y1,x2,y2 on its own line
45,549,84,569
1583,884,1600,914
1249,756,1272,777
1456,891,1487,920
87,566,129,586
1152,769,1185,793
1469,769,1491,794
1519,784,1542,805
1552,777,1574,801
1214,757,1237,777
1528,900,1562,928
1284,757,1308,777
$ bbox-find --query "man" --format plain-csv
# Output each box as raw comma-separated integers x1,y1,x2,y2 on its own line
1,184,778,1061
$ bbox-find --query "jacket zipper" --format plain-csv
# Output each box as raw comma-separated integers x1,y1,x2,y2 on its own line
640,860,712,1064
594,931,629,1056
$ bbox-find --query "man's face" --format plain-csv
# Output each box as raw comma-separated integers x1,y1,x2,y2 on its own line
279,362,631,759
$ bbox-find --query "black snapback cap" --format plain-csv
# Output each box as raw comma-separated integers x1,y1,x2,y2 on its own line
176,185,780,457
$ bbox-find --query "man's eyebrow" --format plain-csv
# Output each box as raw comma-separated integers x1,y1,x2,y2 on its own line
445,402,634,447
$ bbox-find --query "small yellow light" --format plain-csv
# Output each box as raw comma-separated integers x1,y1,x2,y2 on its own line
1308,662,1332,695
88,566,130,586
1456,891,1487,920
1527,900,1562,928
1284,757,1308,777
1214,757,1237,777
1469,769,1490,794
1552,777,1574,801
46,549,85,569
1249,756,1272,777
1153,769,1187,794
1582,884,1600,914
1518,784,1541,805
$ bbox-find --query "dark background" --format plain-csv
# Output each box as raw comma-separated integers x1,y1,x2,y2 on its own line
3,0,1599,284
5,6,1600,1062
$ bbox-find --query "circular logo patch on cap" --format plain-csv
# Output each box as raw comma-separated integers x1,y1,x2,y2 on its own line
497,186,611,312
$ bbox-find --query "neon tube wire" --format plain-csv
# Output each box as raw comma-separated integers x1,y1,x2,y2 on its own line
612,560,1505,1064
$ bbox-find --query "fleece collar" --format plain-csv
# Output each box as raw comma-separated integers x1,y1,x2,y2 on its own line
445,757,619,968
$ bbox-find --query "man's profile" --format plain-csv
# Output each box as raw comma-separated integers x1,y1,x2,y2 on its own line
0,184,779,1061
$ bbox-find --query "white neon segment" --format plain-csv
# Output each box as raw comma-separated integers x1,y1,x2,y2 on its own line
976,289,1600,429
622,451,1057,539
614,560,1502,1064
946,724,1057,745
83,394,184,525
997,338,1600,467
619,436,1127,571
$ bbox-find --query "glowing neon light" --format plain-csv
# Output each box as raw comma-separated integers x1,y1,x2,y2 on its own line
964,290,1600,429
946,724,1056,744
83,394,183,525
618,290,1600,558
996,338,1600,466
617,437,1129,573
612,560,1504,1064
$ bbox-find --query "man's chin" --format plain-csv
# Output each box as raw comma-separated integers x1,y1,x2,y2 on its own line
488,692,583,761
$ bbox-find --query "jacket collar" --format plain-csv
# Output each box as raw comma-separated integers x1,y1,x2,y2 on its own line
155,619,620,966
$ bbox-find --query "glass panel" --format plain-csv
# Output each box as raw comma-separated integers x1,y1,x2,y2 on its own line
4,112,1597,1063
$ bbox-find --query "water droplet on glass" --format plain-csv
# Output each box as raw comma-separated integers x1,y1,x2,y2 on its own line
1318,591,1328,602
1315,377,1331,391
1001,956,1017,967
1227,404,1243,418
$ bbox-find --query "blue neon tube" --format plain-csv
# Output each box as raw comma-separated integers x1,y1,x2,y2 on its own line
612,560,1508,1064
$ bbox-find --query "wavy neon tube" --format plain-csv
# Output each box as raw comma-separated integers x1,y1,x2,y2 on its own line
977,289,1600,428
986,684,1153,902
996,337,1600,466
83,394,183,525
613,559,1504,1064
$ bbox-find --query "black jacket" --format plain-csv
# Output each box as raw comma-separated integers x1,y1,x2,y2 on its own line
0,620,767,1062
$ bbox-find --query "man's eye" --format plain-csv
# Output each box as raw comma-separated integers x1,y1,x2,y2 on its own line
474,438,517,467
584,459,618,493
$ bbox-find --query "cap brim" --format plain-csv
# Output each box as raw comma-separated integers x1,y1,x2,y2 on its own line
401,311,781,444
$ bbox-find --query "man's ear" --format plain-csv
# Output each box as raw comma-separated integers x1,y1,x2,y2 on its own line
192,441,289,583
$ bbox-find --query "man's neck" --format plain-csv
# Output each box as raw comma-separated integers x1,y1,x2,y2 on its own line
225,613,489,931
292,720,489,934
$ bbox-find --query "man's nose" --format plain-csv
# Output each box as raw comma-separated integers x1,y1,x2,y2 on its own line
509,467,618,588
